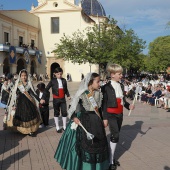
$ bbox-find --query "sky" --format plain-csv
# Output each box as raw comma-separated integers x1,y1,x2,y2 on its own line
0,0,170,54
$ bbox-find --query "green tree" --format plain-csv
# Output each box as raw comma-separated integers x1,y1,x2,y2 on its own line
148,36,170,72
110,29,146,70
53,17,146,70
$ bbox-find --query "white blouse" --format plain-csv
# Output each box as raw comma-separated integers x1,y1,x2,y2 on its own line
39,92,43,99
111,80,123,98
57,79,63,88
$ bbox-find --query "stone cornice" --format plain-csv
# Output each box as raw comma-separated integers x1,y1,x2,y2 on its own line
29,33,37,40
63,0,82,9
0,13,39,33
2,24,11,32
30,0,81,13
17,29,25,36
31,8,81,14
30,2,47,12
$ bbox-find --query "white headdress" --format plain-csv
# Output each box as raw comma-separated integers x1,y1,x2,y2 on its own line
7,69,38,121
68,73,92,118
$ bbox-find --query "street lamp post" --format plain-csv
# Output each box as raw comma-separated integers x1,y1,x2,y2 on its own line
89,63,92,73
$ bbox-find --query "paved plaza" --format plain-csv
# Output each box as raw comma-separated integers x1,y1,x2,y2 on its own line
0,82,170,170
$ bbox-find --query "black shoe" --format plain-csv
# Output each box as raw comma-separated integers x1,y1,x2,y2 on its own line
114,159,120,166
56,129,62,133
109,164,117,170
3,123,7,130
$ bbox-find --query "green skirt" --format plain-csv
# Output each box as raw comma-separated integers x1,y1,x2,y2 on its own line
54,113,109,170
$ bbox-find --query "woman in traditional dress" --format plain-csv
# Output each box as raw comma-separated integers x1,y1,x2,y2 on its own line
54,73,109,170
6,69,41,135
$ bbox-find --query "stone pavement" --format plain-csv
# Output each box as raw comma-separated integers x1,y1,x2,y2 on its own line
0,81,170,170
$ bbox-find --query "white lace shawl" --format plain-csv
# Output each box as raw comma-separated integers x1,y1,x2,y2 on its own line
68,73,92,118
80,90,103,111
7,69,40,121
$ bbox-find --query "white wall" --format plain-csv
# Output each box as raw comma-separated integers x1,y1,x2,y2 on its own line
31,0,97,80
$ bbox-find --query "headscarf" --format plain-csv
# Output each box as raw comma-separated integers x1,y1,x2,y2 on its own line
68,73,92,118
7,69,39,121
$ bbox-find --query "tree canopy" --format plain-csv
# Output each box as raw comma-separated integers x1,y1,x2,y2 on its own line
53,17,146,70
147,35,170,72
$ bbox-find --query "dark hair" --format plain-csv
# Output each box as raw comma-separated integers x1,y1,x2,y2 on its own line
4,77,8,81
20,69,28,77
88,73,99,86
37,83,45,91
54,67,63,73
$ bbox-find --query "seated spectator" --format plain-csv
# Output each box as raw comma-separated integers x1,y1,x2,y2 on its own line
124,81,129,96
162,86,170,109
148,85,162,106
45,73,49,81
141,84,152,104
137,82,144,93
127,85,136,100
157,86,167,108
33,73,38,81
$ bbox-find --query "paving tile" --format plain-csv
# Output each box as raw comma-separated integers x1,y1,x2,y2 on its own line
1,82,170,170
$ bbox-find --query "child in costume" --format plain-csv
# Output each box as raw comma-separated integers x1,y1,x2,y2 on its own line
0,78,12,130
0,78,10,107
36,82,50,127
40,67,70,132
6,69,41,136
54,73,109,170
102,64,134,170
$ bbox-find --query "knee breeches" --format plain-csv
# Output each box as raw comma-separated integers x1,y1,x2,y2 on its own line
108,113,123,143
53,98,67,117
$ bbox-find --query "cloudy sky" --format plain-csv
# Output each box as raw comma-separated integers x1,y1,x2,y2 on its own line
100,0,170,54
1,0,170,54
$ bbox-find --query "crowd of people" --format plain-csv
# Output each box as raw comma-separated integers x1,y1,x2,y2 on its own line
0,72,49,84
0,65,170,170
121,77,170,111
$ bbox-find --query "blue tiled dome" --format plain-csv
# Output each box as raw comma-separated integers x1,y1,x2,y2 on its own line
81,0,106,17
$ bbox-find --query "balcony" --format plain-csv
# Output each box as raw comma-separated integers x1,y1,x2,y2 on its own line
0,44,42,56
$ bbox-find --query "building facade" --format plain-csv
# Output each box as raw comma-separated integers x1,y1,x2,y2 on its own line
0,10,42,76
0,0,107,81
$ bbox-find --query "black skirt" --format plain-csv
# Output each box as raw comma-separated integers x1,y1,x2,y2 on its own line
13,92,40,128
76,111,109,164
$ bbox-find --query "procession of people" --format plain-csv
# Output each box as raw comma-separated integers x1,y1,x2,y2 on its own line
2,64,170,170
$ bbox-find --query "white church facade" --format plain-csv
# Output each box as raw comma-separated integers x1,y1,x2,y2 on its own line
0,0,107,81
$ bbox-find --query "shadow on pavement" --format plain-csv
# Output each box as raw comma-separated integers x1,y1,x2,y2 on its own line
164,166,170,170
0,150,30,170
115,121,152,160
0,130,25,156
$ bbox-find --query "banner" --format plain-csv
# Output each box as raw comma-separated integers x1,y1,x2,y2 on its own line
9,46,16,64
23,49,30,64
36,51,41,64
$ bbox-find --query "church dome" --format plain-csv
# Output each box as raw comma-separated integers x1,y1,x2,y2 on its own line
81,0,106,17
